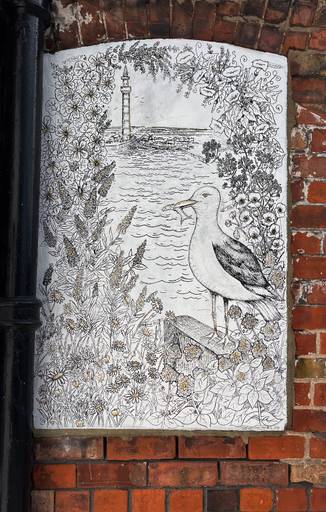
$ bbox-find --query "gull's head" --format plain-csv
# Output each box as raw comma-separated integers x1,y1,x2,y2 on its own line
190,186,221,208
163,186,221,223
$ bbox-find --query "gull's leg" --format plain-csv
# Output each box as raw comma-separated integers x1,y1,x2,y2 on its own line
223,297,229,338
211,292,218,334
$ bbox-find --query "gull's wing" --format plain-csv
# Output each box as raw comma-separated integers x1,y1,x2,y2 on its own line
212,236,269,289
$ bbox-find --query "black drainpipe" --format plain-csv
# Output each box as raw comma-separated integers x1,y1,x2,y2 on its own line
0,1,51,511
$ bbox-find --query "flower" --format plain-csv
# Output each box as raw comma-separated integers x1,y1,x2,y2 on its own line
241,313,258,330
235,193,248,207
146,351,158,365
228,305,242,319
177,374,194,398
268,224,280,238
260,321,281,341
127,360,142,371
275,203,286,217
184,343,202,361
161,365,178,383
262,212,276,226
125,386,145,404
248,226,261,242
239,210,253,227
248,192,260,208
271,238,284,251
112,340,126,352
132,371,147,384
269,268,285,289
49,290,64,304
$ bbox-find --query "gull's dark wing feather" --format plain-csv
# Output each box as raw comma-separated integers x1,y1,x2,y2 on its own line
212,235,269,288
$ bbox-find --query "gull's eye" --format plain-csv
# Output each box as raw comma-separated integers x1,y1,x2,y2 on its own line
202,192,210,198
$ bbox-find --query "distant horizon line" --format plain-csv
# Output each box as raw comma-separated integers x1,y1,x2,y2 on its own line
108,126,212,131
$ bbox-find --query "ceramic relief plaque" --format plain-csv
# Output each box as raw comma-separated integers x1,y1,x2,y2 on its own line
34,39,288,430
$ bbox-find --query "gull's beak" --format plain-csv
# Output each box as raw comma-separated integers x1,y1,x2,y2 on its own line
170,198,197,210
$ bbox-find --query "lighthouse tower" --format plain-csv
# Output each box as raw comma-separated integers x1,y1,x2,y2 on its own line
120,65,131,141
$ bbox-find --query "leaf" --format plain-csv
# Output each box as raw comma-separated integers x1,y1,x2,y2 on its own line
223,66,241,77
258,390,273,404
226,90,239,103
247,389,258,408
176,50,194,65
200,86,215,98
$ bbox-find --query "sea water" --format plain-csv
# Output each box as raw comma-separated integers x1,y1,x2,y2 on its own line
107,127,226,327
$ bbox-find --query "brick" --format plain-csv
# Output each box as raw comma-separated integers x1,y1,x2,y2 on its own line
258,25,284,53
291,78,326,104
213,18,237,43
276,488,308,512
240,488,273,512
291,232,322,255
179,436,246,459
293,306,326,329
248,436,305,460
266,0,291,23
291,179,305,202
291,463,326,484
148,0,169,38
125,0,148,38
295,382,311,405
292,409,326,432
148,461,218,487
291,205,326,229
295,358,326,378
295,331,317,355
171,0,193,38
220,462,288,486
104,1,126,41
311,488,326,511
292,280,304,305
291,0,317,27
289,51,326,78
291,128,307,150
77,462,146,488
78,1,107,46
293,256,326,278
235,22,260,48
308,181,326,203
307,282,326,304
310,29,326,50
292,156,326,179
297,105,326,126
170,490,203,512
315,4,326,26
93,490,128,512
292,206,326,229
193,1,216,41
207,489,239,512
34,437,104,461
315,383,326,406
33,464,76,490
242,0,266,17
31,491,54,512
310,436,326,459
312,129,326,153
55,491,89,512
283,31,308,54
56,20,80,51
216,1,240,16
132,489,165,512
107,436,176,460
320,333,326,354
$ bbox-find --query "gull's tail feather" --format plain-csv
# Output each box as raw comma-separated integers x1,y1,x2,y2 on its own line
253,299,282,321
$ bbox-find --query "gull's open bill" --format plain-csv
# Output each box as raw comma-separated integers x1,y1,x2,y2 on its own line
163,198,197,225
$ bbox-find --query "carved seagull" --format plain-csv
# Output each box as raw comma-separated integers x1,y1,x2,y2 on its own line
169,186,280,338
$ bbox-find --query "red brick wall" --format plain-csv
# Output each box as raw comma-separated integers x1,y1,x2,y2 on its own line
33,1,326,511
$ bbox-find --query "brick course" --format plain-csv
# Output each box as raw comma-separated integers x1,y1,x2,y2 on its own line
33,1,326,510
